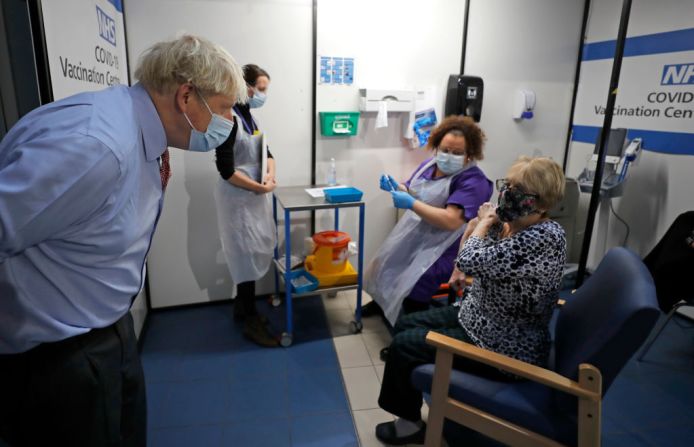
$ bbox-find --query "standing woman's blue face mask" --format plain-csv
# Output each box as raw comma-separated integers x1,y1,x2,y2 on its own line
248,88,267,109
183,91,235,152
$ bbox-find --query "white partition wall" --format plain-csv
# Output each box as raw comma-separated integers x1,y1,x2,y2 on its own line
314,0,466,263
121,0,597,309
465,0,585,190
565,0,694,268
464,0,585,260
124,0,313,308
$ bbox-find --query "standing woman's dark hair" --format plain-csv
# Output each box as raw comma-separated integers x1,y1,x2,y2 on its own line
243,64,271,86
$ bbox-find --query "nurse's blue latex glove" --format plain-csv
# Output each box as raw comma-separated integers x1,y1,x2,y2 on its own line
391,191,416,209
379,174,399,192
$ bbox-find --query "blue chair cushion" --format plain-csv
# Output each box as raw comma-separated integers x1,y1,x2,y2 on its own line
412,365,576,445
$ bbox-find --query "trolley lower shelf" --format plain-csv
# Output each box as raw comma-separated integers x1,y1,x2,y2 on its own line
272,259,359,298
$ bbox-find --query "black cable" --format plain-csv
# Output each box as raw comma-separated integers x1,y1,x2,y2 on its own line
609,200,630,246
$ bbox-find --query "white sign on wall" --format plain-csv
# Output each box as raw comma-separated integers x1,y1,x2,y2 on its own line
40,0,129,101
572,27,694,155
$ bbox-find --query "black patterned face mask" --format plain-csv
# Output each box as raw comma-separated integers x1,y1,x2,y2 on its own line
496,185,539,222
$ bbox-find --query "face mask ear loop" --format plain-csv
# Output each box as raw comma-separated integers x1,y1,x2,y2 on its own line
198,92,214,117
183,112,198,132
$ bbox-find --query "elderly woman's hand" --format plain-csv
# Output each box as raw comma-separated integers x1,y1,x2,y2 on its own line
448,267,467,291
477,202,499,223
467,217,480,231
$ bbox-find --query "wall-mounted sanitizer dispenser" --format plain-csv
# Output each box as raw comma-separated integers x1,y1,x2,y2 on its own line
444,75,484,121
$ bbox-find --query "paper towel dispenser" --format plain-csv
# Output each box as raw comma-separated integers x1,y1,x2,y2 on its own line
359,89,414,112
444,75,484,122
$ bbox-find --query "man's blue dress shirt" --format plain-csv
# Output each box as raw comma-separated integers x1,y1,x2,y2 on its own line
0,83,167,353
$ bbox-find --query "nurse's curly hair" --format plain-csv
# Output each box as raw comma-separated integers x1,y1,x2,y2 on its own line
426,115,486,161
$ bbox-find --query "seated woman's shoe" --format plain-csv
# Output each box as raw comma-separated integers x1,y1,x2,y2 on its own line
379,346,389,362
360,300,383,317
375,420,426,445
243,316,278,347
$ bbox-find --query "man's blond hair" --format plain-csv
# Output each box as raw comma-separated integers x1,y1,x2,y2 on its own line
134,34,247,102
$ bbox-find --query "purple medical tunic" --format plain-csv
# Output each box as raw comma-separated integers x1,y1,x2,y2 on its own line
403,159,493,301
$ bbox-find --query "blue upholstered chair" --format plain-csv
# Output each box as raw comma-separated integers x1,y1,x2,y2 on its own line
411,247,660,447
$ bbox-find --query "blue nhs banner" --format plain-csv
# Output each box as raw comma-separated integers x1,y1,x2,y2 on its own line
661,63,694,85
96,5,116,46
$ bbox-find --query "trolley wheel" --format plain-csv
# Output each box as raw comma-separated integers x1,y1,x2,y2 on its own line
270,295,282,307
350,320,363,334
280,332,293,347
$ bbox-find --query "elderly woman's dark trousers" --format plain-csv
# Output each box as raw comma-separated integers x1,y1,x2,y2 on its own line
377,306,509,422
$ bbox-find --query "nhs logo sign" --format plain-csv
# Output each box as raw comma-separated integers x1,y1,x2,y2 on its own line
661,63,694,85
96,6,116,46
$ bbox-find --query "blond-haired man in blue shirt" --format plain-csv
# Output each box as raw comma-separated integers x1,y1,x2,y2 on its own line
0,34,246,446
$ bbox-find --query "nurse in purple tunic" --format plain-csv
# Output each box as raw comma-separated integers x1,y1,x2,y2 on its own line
364,116,492,325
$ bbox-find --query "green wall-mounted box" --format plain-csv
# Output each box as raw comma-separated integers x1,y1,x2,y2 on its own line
319,112,360,136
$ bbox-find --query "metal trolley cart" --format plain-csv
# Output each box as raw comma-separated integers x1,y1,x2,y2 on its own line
272,185,365,347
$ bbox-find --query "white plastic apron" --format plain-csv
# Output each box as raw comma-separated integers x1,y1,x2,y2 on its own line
214,114,276,284
364,159,474,324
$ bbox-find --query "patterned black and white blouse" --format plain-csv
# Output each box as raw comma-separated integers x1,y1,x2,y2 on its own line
455,220,567,368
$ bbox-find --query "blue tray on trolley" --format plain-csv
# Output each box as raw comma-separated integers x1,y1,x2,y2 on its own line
324,187,363,203
288,268,320,294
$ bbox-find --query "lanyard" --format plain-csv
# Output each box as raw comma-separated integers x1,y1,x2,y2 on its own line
232,105,257,134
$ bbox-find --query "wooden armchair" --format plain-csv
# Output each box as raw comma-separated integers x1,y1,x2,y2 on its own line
412,248,660,446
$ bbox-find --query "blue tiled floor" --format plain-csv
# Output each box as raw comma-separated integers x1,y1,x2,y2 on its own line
600,314,694,447
141,297,358,447
140,294,694,447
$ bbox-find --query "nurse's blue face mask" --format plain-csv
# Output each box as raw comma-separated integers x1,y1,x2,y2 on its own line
435,148,466,175
183,89,235,152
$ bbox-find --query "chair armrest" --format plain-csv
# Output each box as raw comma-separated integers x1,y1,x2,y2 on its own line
425,331,600,401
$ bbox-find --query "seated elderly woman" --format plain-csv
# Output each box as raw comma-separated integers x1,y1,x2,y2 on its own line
374,156,567,445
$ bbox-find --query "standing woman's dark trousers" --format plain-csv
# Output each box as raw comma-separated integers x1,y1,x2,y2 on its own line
0,313,146,446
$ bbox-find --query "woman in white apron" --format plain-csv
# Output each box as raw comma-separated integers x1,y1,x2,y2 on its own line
214,65,278,347
364,116,493,326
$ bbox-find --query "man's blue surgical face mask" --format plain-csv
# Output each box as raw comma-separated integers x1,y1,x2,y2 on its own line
184,92,234,152
248,89,267,109
435,151,465,175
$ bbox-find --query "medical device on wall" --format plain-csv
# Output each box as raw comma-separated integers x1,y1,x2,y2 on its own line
577,128,642,198
512,89,536,120
444,75,483,121
359,89,414,112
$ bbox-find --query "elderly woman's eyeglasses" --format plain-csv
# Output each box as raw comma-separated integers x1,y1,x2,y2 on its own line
495,179,539,198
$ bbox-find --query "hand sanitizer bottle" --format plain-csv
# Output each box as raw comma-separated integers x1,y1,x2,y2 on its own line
327,158,337,186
